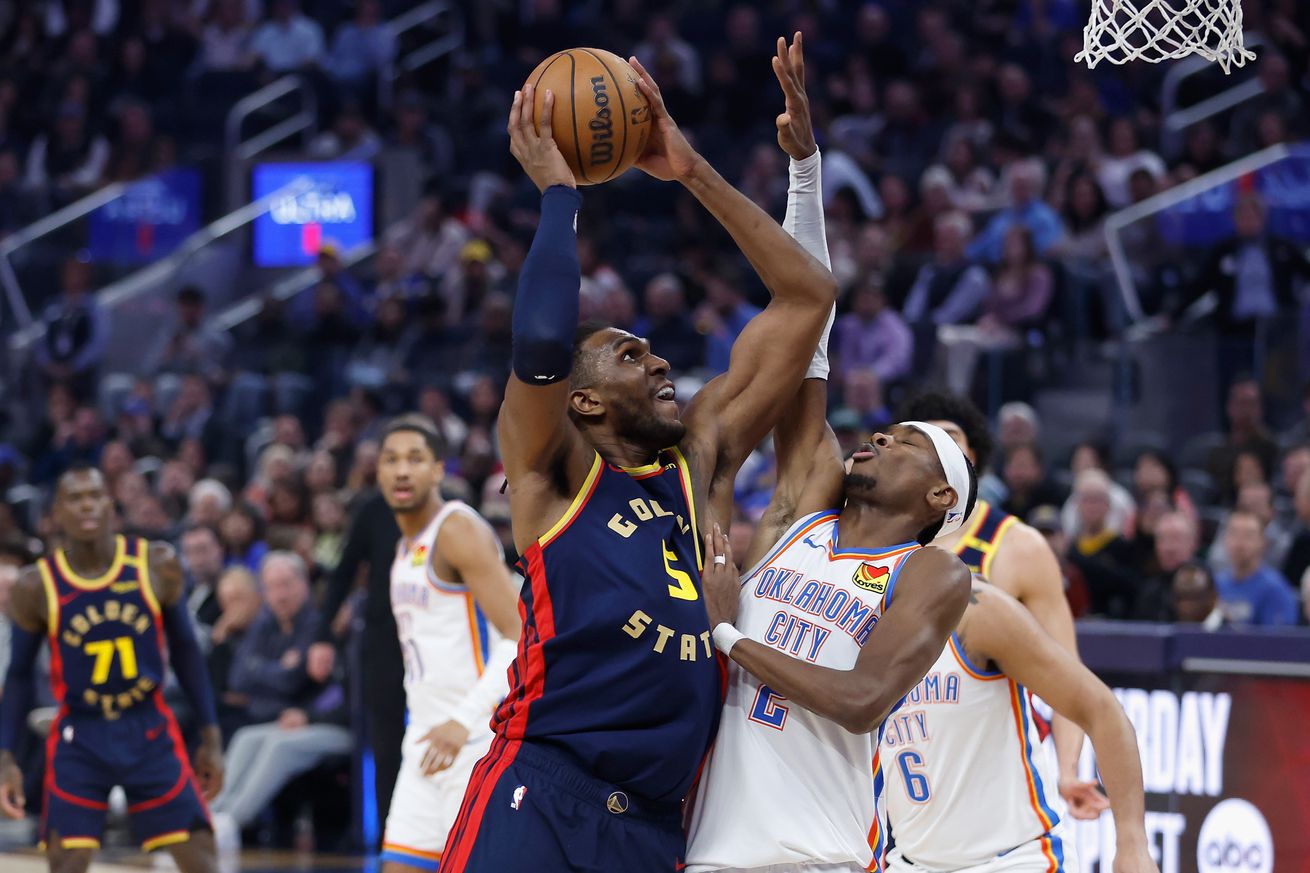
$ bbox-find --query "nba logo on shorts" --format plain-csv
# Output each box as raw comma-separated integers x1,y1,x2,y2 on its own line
510,785,527,811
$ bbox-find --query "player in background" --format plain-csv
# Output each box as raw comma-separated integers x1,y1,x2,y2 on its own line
0,465,223,873
375,416,520,873
879,575,1156,873
686,39,972,871
439,49,837,873
896,391,1106,820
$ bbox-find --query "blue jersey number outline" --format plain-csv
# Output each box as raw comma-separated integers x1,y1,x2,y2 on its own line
748,684,790,730
897,749,931,803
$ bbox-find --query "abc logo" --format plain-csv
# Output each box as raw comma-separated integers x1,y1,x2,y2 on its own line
1196,798,1272,873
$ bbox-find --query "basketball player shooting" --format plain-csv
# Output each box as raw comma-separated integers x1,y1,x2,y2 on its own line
438,56,837,873
0,465,223,873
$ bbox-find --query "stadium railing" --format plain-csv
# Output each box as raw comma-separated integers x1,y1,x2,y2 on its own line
1159,31,1269,157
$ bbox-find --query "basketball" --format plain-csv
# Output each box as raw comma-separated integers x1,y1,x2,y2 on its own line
525,48,652,186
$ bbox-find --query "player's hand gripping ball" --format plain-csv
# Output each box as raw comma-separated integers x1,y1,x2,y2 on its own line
523,48,651,185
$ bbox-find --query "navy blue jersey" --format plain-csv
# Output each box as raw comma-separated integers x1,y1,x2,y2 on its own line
38,536,168,720
493,448,723,803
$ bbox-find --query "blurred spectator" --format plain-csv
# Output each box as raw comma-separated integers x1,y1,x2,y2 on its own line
220,502,269,571
23,101,108,200
903,211,991,331
999,442,1064,520
1280,385,1310,448
837,368,891,432
101,99,157,183
385,185,469,280
632,273,701,374
997,402,1040,456
633,14,701,93
1060,440,1135,536
696,266,762,375
160,374,224,458
144,286,233,380
181,522,226,636
248,0,323,72
1173,121,1226,180
34,255,107,398
1281,467,1310,584
1190,194,1310,344
1214,511,1299,626
1049,172,1109,263
1096,118,1166,209
832,278,913,386
1065,469,1136,617
385,91,454,179
939,226,1052,396
346,294,408,390
213,552,349,829
1132,449,1198,525
1132,511,1201,621
1228,53,1305,155
1172,563,1226,630
326,0,395,89
442,239,507,325
1209,378,1281,504
189,478,233,526
1301,567,1310,626
33,406,105,484
966,159,1065,264
309,102,381,160
196,0,253,72
209,565,262,736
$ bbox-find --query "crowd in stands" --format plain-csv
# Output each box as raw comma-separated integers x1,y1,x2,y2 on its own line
1,0,1310,850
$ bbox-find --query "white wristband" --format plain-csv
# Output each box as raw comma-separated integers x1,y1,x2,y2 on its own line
712,622,745,655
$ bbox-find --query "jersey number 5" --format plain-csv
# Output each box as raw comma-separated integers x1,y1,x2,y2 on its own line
748,685,790,731
663,541,698,601
896,750,931,803
84,637,138,685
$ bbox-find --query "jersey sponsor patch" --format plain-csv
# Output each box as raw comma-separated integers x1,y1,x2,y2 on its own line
852,562,890,594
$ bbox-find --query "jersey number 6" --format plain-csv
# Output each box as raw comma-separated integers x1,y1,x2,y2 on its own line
748,685,790,731
896,749,931,803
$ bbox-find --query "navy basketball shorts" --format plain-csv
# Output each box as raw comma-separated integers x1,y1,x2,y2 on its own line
440,738,685,872
42,702,211,852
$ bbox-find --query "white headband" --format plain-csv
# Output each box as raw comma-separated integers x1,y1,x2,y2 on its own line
900,420,974,537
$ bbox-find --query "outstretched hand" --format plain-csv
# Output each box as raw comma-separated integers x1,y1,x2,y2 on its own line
773,32,817,161
702,523,741,628
629,57,702,182
507,84,576,193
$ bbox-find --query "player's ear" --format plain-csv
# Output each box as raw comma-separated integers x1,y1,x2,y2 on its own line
927,482,956,514
569,388,604,420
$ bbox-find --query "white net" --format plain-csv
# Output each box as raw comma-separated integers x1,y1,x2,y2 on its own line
1076,0,1256,73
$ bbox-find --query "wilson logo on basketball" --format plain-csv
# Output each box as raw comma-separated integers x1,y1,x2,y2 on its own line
588,76,614,166
851,563,889,594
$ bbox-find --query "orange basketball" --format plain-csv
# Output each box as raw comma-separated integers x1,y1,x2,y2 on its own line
525,48,652,186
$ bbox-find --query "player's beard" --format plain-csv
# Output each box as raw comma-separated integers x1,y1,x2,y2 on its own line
616,402,687,454
842,472,878,503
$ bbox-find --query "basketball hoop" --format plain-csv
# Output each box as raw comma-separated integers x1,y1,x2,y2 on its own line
1075,0,1256,73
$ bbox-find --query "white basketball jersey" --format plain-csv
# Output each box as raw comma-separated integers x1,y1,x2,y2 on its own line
390,500,503,731
685,511,921,872
881,635,1067,871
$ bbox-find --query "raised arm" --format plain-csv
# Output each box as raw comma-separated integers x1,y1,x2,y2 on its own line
628,53,837,497
149,543,224,799
745,35,845,570
960,583,1157,873
0,568,47,818
704,532,970,734
497,85,596,546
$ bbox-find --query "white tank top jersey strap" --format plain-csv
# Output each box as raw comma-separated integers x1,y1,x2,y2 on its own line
685,510,922,873
389,499,504,731
881,635,1076,873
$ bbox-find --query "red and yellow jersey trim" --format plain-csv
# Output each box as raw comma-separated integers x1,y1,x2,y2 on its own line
538,453,604,548
142,829,192,852
53,536,128,591
669,446,702,570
